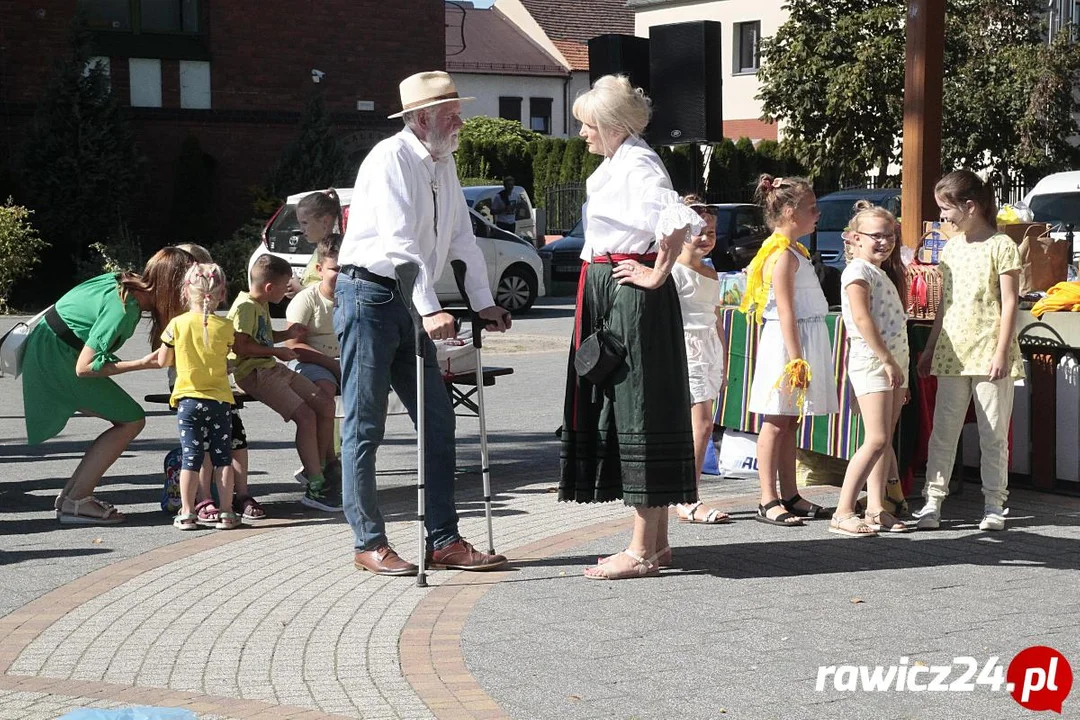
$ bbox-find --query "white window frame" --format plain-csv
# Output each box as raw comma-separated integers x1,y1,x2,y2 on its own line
734,21,761,75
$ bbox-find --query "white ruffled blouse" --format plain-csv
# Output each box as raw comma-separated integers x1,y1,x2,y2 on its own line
580,136,704,261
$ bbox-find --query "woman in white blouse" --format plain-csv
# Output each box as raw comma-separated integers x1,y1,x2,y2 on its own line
560,75,704,580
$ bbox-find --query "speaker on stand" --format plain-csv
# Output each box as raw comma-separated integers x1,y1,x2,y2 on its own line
648,21,723,194
588,34,651,94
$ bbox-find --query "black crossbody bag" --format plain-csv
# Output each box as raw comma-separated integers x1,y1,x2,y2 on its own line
574,260,626,385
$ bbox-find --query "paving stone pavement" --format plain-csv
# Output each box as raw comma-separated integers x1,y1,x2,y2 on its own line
5,303,1080,719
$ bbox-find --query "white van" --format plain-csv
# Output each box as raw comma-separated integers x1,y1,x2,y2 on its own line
1023,171,1080,258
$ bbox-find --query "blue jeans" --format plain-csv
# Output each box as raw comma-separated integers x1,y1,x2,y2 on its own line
334,274,459,552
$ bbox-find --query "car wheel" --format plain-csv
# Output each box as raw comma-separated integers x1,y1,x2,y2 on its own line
495,265,537,313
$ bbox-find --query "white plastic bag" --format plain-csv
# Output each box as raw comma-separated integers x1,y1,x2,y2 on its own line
715,428,760,478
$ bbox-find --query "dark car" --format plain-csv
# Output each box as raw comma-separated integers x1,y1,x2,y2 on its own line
810,188,902,269
538,203,769,293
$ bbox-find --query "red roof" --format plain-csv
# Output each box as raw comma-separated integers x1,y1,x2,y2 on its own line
552,40,589,71
520,0,635,44
447,4,568,76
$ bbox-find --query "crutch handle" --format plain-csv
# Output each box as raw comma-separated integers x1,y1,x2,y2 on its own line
450,259,508,348
394,262,427,358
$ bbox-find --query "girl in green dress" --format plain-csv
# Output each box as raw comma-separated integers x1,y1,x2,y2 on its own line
22,247,194,524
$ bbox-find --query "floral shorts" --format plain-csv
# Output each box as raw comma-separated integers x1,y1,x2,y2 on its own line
176,398,232,471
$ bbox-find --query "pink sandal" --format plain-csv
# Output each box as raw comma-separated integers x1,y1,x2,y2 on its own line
195,499,219,525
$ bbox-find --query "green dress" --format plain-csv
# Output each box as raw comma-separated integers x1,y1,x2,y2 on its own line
22,273,144,444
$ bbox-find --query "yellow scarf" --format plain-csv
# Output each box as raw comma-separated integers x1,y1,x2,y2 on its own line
738,231,811,324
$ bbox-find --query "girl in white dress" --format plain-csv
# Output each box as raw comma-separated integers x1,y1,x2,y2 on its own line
672,197,731,525
831,202,913,537
740,175,838,526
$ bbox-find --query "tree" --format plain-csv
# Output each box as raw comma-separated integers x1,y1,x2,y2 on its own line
757,0,1080,187
268,91,351,198
170,136,218,244
757,0,907,184
20,18,144,286
455,116,540,190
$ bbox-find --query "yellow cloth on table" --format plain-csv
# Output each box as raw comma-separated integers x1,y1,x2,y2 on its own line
1031,281,1080,318
738,231,811,324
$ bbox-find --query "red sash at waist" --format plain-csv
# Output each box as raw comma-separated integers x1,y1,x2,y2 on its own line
588,252,658,264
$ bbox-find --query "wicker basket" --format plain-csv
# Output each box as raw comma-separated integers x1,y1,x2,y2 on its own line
906,263,942,319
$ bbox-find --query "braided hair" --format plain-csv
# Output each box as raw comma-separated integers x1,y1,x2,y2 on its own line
182,263,228,347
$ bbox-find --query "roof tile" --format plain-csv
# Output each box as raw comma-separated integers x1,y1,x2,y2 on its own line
520,0,635,44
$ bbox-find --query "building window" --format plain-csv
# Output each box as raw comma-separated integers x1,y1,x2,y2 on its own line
734,21,761,74
499,96,522,123
179,60,211,109
129,57,162,107
529,98,552,135
79,0,201,34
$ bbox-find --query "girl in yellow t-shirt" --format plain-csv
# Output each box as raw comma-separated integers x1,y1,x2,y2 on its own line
158,263,239,530
914,170,1023,532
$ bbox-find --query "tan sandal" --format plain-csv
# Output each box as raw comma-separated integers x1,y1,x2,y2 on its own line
828,512,877,538
57,495,124,525
865,510,915,534
584,550,659,580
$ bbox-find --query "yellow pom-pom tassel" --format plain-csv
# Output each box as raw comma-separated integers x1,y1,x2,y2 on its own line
773,359,812,420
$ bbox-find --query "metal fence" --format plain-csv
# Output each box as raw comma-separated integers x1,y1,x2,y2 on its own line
543,184,587,236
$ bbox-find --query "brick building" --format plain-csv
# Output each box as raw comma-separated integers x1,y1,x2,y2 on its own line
0,0,444,246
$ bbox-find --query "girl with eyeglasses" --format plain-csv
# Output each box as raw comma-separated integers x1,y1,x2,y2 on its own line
831,201,913,536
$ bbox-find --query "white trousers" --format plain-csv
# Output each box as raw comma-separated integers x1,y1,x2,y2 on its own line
923,375,1014,507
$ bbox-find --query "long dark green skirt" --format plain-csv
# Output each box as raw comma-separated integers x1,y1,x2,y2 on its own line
559,260,697,507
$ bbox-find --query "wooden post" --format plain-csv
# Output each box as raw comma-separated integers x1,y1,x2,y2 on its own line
900,0,946,249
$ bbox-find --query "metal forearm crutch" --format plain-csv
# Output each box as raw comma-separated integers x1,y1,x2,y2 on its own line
451,259,495,555
394,262,428,588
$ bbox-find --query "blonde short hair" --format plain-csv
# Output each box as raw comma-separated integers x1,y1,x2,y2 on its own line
572,74,651,140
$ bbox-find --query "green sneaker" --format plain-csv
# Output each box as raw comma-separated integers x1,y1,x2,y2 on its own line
302,475,343,513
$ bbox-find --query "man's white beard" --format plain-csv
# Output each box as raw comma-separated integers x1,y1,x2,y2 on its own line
427,126,459,159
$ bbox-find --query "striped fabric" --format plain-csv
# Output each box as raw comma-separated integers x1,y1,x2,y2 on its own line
715,308,865,460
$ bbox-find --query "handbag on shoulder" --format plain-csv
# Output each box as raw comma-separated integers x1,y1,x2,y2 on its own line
0,306,51,378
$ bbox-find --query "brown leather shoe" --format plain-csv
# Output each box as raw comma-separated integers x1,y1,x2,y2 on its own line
354,545,418,576
428,538,508,571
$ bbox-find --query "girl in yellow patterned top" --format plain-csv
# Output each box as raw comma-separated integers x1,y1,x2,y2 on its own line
157,263,239,530
741,174,838,527
914,170,1022,532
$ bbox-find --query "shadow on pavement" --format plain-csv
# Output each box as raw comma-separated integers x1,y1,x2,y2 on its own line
0,547,114,565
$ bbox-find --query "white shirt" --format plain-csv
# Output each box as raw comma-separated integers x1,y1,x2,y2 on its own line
491,186,523,224
285,284,339,357
580,136,696,261
338,127,494,316
840,258,908,359
671,263,721,331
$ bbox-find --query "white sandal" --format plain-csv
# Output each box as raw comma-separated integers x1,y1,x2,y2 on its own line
677,501,731,524
57,495,124,525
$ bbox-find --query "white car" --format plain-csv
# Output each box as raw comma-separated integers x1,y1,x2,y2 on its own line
1022,171,1080,259
248,187,545,314
462,185,537,241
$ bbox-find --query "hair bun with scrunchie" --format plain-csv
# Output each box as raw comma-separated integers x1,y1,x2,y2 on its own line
758,174,776,195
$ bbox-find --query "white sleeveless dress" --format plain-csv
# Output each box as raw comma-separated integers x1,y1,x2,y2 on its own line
747,249,839,416
671,263,725,404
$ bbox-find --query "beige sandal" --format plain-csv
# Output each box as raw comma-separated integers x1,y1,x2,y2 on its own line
57,495,124,525
584,550,659,580
865,510,915,534
828,512,876,538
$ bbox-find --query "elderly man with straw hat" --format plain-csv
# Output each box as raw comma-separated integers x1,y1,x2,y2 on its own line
335,71,512,576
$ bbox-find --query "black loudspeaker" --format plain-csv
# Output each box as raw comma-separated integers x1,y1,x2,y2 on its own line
648,21,723,144
588,34,650,94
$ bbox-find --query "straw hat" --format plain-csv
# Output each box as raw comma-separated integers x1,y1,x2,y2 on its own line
388,71,474,119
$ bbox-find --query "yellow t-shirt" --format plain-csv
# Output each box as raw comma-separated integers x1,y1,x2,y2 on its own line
931,232,1024,378
161,312,235,408
285,283,339,357
227,292,277,382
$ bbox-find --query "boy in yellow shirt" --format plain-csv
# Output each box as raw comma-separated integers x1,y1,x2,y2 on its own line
228,255,340,512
